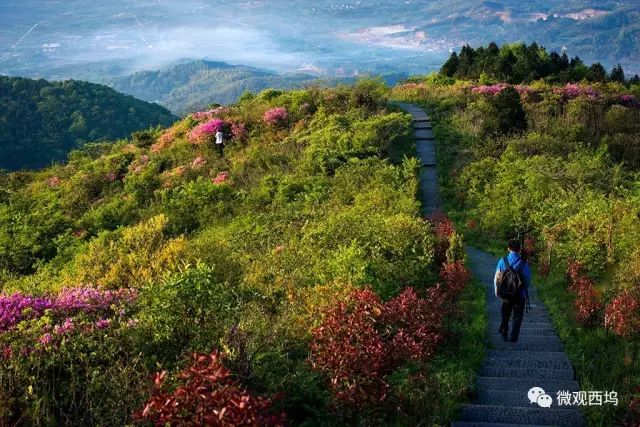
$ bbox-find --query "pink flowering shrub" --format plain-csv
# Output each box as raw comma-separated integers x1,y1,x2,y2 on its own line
189,119,225,145
0,294,53,333
619,94,640,108
191,156,207,169
263,107,289,127
0,287,138,334
472,83,509,95
47,176,62,187
212,171,229,184
191,110,214,121
105,171,117,182
553,83,600,100
0,287,138,366
231,121,248,140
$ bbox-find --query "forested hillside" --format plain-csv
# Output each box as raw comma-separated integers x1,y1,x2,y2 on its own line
0,81,482,425
393,44,640,424
0,77,177,171
440,42,639,84
109,60,351,115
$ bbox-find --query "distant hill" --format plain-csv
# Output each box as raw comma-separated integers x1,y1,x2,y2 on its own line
0,76,177,171
108,60,354,115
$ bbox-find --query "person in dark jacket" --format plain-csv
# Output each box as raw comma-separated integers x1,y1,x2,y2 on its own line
494,239,531,342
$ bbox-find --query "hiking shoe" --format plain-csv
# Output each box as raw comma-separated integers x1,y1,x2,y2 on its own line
497,328,509,342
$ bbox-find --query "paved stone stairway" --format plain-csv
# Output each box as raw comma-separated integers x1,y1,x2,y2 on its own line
392,102,440,215
394,103,586,427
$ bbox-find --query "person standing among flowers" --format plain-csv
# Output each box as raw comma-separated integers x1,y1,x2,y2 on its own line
215,129,225,157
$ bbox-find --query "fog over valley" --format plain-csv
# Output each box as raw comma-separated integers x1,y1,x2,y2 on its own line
1,0,638,83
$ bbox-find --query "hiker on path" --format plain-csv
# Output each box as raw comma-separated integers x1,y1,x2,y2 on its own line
215,130,225,157
494,239,531,342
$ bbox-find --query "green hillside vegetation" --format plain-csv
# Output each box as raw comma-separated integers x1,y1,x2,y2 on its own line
0,81,484,425
109,60,351,115
0,76,177,171
393,45,640,425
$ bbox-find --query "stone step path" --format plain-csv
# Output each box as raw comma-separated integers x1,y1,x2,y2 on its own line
392,102,440,215
393,103,585,427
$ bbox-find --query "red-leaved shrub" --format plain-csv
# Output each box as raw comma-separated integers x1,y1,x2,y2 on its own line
605,290,640,338
309,289,392,408
426,210,455,266
439,261,471,301
566,261,602,326
567,260,585,283
137,351,285,426
574,283,602,326
523,235,536,260
309,270,469,411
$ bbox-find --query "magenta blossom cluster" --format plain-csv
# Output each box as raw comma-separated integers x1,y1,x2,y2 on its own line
191,107,230,122
0,294,52,333
212,171,229,184
471,84,535,96
553,83,600,100
0,287,138,334
191,110,215,121
54,287,137,315
191,156,207,169
619,94,640,108
263,107,289,126
471,83,509,95
189,119,225,145
231,122,248,140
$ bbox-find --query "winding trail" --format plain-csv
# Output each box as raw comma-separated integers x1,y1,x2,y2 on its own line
393,102,586,427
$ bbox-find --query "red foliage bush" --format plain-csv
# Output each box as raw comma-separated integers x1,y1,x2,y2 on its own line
439,261,472,301
426,210,455,240
137,351,284,426
381,287,444,364
605,290,640,338
426,210,456,266
523,235,536,260
310,265,471,411
574,283,602,326
309,289,390,408
566,261,602,326
566,260,585,283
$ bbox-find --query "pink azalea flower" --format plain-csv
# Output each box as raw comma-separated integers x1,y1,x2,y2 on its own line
47,176,62,187
189,119,225,145
95,319,111,330
191,156,207,169
212,171,229,184
231,122,248,140
39,333,53,347
263,107,289,126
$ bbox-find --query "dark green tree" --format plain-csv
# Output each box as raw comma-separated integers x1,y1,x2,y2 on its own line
491,86,527,136
610,64,626,83
440,52,459,77
588,63,608,82
456,45,477,78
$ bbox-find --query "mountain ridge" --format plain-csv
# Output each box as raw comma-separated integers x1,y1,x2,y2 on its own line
0,76,177,171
